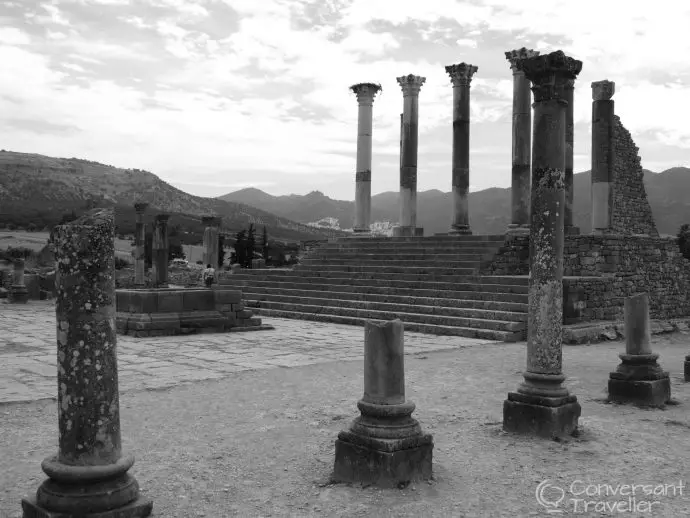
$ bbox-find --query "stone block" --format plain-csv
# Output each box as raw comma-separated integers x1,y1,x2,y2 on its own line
503,393,581,439
21,493,153,518
179,310,227,329
182,290,215,312
147,313,181,331
117,290,158,314
156,291,184,313
126,314,152,330
237,309,254,319
213,289,242,305
247,317,262,326
9,285,29,304
608,378,671,407
0,287,7,298
25,274,41,299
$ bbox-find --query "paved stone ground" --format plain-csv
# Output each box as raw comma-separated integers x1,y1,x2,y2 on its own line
0,300,492,404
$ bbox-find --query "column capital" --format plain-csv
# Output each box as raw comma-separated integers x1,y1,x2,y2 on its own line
517,50,583,102
350,82,381,104
201,215,222,227
445,63,478,87
134,202,149,214
505,48,540,71
592,80,615,100
396,74,426,96
155,213,170,223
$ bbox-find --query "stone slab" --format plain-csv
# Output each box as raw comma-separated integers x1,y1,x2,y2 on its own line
608,377,671,407
156,291,184,313
182,290,215,312
21,495,153,517
503,393,581,438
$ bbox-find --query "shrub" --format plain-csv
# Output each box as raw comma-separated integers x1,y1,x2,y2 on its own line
678,224,690,261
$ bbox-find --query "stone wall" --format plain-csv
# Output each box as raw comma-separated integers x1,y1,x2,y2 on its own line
610,116,658,236
479,234,529,275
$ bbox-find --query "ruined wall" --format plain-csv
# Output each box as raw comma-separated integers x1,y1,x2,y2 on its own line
610,116,658,236
479,234,529,275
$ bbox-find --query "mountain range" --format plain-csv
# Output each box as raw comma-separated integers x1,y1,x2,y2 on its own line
220,167,690,236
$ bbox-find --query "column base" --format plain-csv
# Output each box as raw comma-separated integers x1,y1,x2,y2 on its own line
608,353,671,406
392,226,415,237
503,392,581,439
449,225,472,235
506,224,530,237
22,493,153,518
9,285,29,303
685,356,690,381
564,225,580,235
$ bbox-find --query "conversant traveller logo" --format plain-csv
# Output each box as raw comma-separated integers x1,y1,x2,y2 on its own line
535,479,685,514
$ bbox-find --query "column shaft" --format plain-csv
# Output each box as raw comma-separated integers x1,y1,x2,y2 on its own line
511,70,532,228
351,83,380,233
202,217,221,269
152,215,169,286
134,203,148,286
564,83,577,232
591,80,615,233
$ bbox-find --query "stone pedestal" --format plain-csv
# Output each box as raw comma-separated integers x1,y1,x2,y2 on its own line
503,51,583,439
151,214,169,287
133,202,148,287
333,320,433,487
9,258,29,303
445,63,478,235
609,293,671,406
591,80,615,234
351,83,381,234
505,48,539,235
396,75,425,236
21,208,152,518
202,216,221,269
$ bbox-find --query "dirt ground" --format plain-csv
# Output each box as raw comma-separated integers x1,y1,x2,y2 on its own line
1,334,690,517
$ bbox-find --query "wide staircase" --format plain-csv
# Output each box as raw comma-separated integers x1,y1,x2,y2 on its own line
220,235,529,341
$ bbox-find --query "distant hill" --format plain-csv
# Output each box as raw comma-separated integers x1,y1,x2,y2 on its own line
0,151,345,243
220,168,690,236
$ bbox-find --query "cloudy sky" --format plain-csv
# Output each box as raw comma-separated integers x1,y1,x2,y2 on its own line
1,0,688,200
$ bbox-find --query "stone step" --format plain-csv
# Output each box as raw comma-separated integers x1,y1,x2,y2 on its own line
299,258,482,268
335,235,505,243
244,293,527,321
241,287,528,311
224,280,528,301
320,243,503,252
256,309,525,342
254,301,526,332
295,264,478,275
305,252,490,261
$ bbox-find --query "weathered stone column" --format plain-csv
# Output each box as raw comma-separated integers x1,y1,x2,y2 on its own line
609,293,671,406
505,48,539,234
351,83,382,234
445,62,478,235
21,208,152,517
333,319,433,487
395,75,425,237
591,80,615,233
503,50,583,439
9,257,29,303
133,202,148,286
564,72,582,235
151,214,169,287
202,216,221,269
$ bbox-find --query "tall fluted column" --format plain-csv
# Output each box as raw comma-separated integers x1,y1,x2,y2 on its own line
505,48,539,234
445,63,478,234
134,202,148,286
503,50,583,439
22,208,152,517
591,80,615,233
202,216,221,269
395,74,425,237
152,214,169,287
350,83,382,233
564,74,581,234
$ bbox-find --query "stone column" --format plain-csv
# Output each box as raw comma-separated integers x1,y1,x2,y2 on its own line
609,293,671,406
351,83,381,234
333,319,433,487
399,113,403,174
395,75,426,237
564,73,582,235
505,48,540,234
21,208,152,517
202,216,221,270
503,50,583,439
134,202,148,286
9,257,29,303
591,80,615,233
152,214,169,287
445,63,478,235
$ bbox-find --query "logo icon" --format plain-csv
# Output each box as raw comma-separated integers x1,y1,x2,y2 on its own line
536,480,565,513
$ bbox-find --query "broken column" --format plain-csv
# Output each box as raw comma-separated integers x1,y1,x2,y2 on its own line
503,50,583,439
134,202,148,287
151,214,169,287
202,216,221,269
395,74,426,237
21,208,153,517
564,70,582,235
333,319,433,487
351,83,382,234
9,257,29,303
505,48,539,234
591,80,615,233
445,62,478,235
609,293,671,406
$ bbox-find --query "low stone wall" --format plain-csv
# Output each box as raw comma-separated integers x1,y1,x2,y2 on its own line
115,266,203,289
483,234,690,322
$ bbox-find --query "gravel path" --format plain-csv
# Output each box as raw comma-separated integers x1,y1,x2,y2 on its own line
2,334,690,517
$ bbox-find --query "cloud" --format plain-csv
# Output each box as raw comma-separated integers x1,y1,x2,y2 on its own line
0,27,31,45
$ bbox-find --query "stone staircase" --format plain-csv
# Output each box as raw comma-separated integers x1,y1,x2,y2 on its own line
219,235,529,341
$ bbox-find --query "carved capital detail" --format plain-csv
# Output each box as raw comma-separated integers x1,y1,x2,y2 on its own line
592,80,615,101
505,48,540,71
201,215,222,227
396,74,426,97
445,63,479,87
350,82,382,104
516,50,583,102
134,202,149,213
